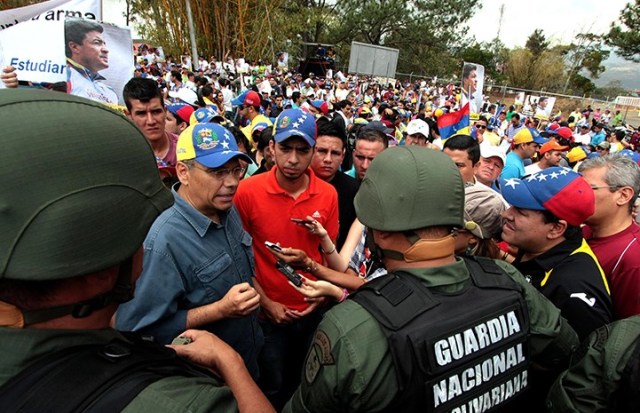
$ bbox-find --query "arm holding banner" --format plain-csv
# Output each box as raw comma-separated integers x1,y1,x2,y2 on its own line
1,66,18,88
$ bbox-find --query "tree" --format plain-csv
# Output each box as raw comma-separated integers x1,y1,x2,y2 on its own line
560,33,610,93
326,0,480,76
505,48,565,91
605,0,640,62
594,80,630,100
525,29,549,58
128,0,287,62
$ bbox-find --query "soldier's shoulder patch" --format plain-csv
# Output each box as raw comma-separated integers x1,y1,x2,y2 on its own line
305,330,335,384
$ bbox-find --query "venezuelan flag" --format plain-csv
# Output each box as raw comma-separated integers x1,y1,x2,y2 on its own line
437,103,470,140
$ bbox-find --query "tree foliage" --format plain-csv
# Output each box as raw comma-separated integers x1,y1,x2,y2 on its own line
505,47,565,91
128,0,286,61
327,0,480,76
594,80,630,100
605,0,640,62
525,29,549,58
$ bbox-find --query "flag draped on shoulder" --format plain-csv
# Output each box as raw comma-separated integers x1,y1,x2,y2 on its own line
437,103,470,140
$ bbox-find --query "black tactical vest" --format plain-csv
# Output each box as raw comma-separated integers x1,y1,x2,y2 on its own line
350,256,531,412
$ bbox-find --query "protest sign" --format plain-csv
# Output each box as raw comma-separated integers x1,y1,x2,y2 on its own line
0,0,101,31
461,62,484,116
0,17,132,106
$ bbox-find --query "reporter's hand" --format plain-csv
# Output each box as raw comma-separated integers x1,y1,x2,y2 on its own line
269,246,312,270
290,275,343,301
219,282,260,318
300,216,328,238
287,298,326,319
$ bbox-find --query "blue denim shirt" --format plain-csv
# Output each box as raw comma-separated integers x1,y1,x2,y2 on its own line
116,188,263,378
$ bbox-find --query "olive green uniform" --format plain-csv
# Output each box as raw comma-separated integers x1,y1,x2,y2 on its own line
547,315,640,412
283,258,579,413
0,328,238,413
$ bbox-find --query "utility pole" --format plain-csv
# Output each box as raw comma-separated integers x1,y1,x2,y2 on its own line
496,4,504,42
185,0,199,70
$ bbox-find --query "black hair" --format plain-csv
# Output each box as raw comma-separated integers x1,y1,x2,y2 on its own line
316,118,347,148
123,78,164,111
64,18,103,58
227,126,254,159
462,63,477,80
443,135,480,166
356,128,388,148
541,210,581,239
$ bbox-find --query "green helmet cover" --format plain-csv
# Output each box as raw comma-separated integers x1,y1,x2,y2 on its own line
354,146,464,232
0,90,173,281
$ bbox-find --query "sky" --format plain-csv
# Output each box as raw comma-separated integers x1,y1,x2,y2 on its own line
103,0,639,89
466,0,639,90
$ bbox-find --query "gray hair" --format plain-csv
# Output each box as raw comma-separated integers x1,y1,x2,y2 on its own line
579,154,640,212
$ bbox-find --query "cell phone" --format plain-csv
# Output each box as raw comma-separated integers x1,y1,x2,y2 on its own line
275,259,303,287
171,336,192,345
265,241,283,252
290,218,314,225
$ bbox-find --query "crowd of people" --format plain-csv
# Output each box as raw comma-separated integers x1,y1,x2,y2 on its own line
1,39,640,413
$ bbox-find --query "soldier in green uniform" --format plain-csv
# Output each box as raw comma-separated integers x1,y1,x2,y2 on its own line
283,146,579,413
0,90,273,413
547,315,640,412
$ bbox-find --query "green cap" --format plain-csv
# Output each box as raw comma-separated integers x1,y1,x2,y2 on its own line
354,146,464,231
0,90,173,281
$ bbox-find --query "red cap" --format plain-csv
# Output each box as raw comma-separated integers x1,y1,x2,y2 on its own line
244,91,261,107
556,126,573,140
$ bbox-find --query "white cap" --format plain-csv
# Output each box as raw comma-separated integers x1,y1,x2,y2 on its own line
168,88,198,106
406,119,430,138
480,145,506,166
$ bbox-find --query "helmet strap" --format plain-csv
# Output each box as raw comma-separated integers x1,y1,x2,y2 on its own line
375,231,457,263
0,257,134,328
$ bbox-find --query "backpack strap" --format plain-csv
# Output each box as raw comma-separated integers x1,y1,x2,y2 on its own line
350,272,439,331
0,332,215,413
463,255,523,293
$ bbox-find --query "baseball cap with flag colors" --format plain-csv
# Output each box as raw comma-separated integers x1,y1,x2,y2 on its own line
500,167,594,226
513,128,548,145
177,123,252,168
273,109,317,146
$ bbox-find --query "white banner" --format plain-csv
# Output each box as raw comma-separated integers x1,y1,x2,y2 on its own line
0,0,101,31
461,62,485,116
0,19,66,83
0,17,132,105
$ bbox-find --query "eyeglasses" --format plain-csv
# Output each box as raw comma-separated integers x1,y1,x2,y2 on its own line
476,125,487,129
590,185,623,191
194,165,246,179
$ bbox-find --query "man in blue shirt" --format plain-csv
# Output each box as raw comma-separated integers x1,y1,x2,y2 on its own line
501,127,547,180
116,123,264,378
589,123,606,148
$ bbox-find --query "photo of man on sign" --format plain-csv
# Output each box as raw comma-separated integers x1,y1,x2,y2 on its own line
65,18,117,104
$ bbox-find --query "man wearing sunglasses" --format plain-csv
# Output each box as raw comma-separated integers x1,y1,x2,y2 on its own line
116,123,264,380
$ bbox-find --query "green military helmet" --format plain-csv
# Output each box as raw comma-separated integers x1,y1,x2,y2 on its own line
354,146,464,232
0,90,173,281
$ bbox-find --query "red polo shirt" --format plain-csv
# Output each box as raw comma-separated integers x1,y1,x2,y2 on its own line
234,167,339,311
